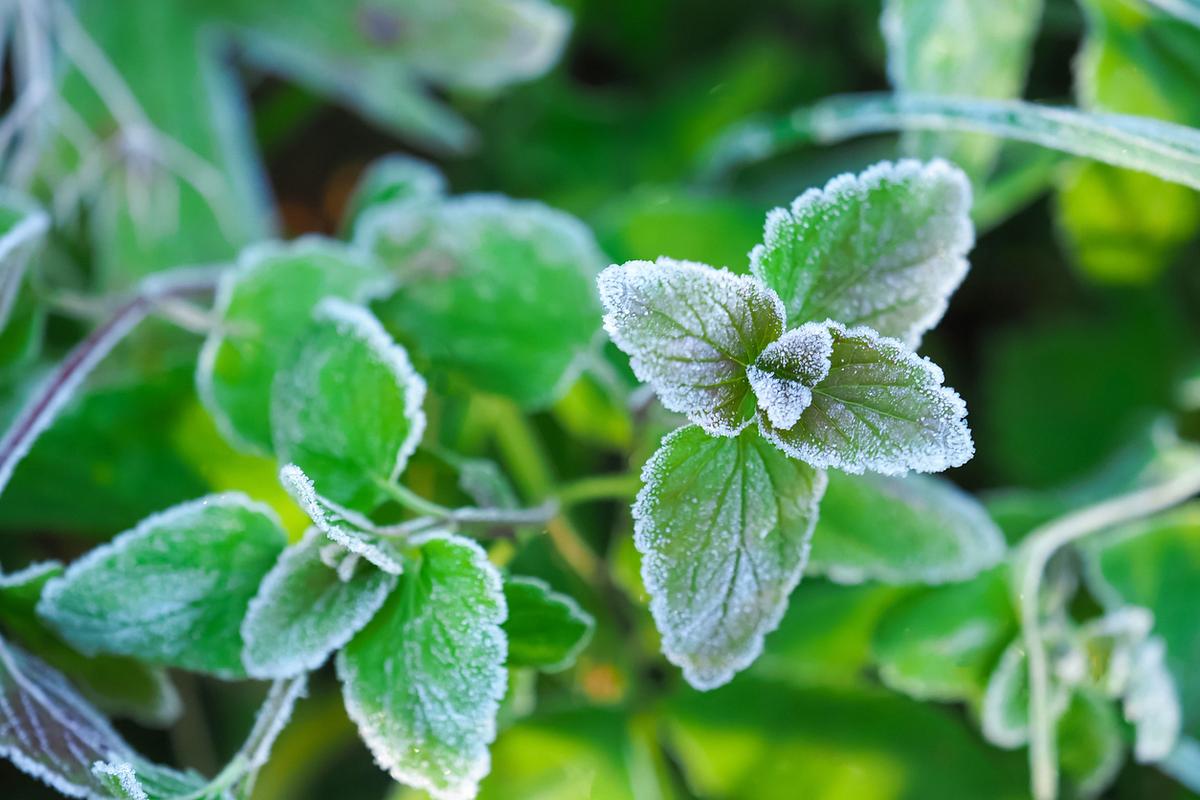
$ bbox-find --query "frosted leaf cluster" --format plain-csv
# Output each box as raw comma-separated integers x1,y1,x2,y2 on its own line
746,322,833,429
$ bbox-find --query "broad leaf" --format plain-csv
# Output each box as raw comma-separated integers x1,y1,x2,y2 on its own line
634,425,826,690
241,528,399,679
872,568,1016,702
337,531,507,800
757,322,973,474
750,160,973,346
0,189,48,334
809,471,1005,583
280,464,405,575
38,494,287,678
502,576,594,672
363,195,606,409
271,298,426,510
198,238,390,452
0,563,180,726
598,259,784,436
0,637,205,800
745,323,833,430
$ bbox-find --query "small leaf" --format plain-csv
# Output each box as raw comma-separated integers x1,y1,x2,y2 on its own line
502,576,594,672
1124,637,1181,763
338,531,507,800
341,155,446,234
241,528,399,679
280,464,405,575
198,238,391,453
872,568,1016,702
634,425,826,690
598,259,785,436
980,638,1069,749
809,471,1005,584
1057,689,1124,798
758,321,973,474
271,298,426,510
750,159,973,346
37,494,287,678
745,323,833,430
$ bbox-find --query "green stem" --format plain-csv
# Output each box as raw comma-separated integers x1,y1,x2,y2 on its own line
374,477,558,530
555,472,642,508
1015,467,1200,800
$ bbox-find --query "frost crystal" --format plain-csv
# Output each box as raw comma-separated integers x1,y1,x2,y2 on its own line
1124,637,1180,763
598,258,784,437
746,322,833,429
92,762,148,800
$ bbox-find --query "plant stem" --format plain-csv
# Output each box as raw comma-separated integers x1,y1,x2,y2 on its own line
0,267,221,498
1015,467,1200,800
555,472,641,508
373,477,558,530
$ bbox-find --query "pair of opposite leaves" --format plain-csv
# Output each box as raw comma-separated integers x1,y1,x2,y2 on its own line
599,159,978,689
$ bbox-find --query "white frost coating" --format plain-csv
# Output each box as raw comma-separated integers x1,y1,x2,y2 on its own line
750,159,973,346
598,258,785,437
243,675,308,770
505,575,595,672
1125,637,1181,763
241,528,398,679
746,322,833,429
91,762,147,800
279,465,404,575
0,560,61,588
633,426,827,690
1077,607,1154,698
0,189,50,331
337,530,507,800
758,320,973,475
980,640,1031,749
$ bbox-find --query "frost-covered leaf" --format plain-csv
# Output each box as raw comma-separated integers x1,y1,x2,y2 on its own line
92,762,148,800
271,299,426,510
0,563,180,727
337,531,507,800
809,471,1003,584
1124,637,1181,763
881,0,1042,180
758,321,973,474
872,569,1015,702
0,637,205,800
341,155,446,234
1075,607,1153,697
363,195,605,409
37,494,287,678
634,425,826,690
502,576,594,672
598,259,784,436
1057,689,1124,798
241,528,398,679
745,323,832,430
0,189,49,334
198,238,391,453
980,638,1069,749
750,160,973,346
280,464,405,575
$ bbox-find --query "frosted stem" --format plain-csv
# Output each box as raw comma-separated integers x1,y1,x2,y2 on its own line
375,478,558,531
0,267,220,497
1015,467,1200,800
704,93,1200,190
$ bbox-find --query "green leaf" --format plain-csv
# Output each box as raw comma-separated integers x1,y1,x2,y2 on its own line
809,471,1005,584
598,258,784,436
758,321,973,474
340,155,446,235
1124,637,1182,763
37,494,287,678
280,463,405,575
241,528,398,679
271,298,426,510
0,636,205,800
0,563,180,726
750,159,973,346
502,576,594,672
634,425,826,690
0,189,49,334
872,568,1016,702
881,0,1042,180
1057,689,1124,798
198,238,390,453
745,323,833,430
363,195,606,409
337,531,507,800
980,638,1070,749
92,762,149,800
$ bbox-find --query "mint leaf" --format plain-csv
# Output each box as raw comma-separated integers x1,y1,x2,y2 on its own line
758,321,973,474
38,494,287,678
363,195,606,409
745,323,833,430
337,531,507,800
1058,689,1124,797
341,155,446,234
0,563,180,727
872,569,1016,702
809,471,1004,583
0,189,49,334
750,160,973,346
502,576,594,672
635,425,826,690
599,259,785,437
0,637,204,800
242,528,398,679
981,638,1069,749
1125,637,1181,763
280,464,405,575
198,238,390,452
92,762,148,800
271,299,426,510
